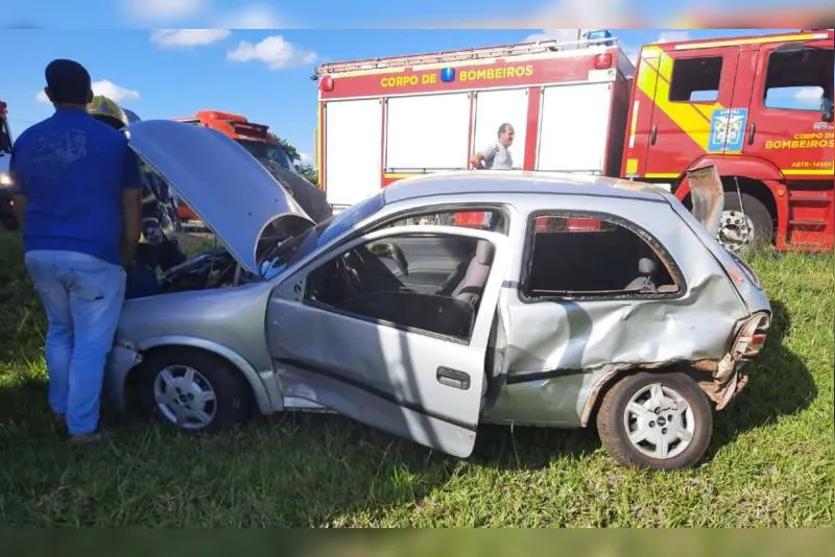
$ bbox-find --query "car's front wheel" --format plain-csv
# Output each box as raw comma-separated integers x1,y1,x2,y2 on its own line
596,371,713,470
136,348,253,432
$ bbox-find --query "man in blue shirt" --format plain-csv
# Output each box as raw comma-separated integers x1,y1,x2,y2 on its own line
9,59,142,444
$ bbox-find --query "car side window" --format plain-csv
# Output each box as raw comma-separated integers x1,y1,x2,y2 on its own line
762,47,834,111
304,232,496,342
382,208,505,233
521,213,683,300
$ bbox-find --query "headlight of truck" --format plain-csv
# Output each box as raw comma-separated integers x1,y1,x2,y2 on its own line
0,173,12,187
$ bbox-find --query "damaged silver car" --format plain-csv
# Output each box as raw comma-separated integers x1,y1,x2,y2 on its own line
108,120,771,470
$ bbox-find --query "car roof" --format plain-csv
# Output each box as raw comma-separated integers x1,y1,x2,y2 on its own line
380,170,671,205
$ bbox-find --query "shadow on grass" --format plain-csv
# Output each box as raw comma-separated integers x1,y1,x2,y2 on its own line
0,221,820,525
706,298,817,455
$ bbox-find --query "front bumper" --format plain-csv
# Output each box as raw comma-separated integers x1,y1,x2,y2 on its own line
105,344,143,410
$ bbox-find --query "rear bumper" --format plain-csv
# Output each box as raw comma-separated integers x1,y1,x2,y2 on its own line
710,358,749,410
699,311,771,410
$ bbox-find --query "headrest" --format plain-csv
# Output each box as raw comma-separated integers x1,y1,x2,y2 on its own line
638,257,656,275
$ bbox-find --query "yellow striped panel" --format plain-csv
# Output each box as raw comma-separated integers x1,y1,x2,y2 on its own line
782,169,834,176
317,103,324,189
645,173,680,179
635,46,727,152
674,33,825,51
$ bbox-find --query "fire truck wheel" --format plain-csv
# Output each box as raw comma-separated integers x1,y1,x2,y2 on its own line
719,192,772,254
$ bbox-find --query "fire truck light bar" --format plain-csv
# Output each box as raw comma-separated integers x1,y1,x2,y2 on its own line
315,32,620,76
233,122,269,138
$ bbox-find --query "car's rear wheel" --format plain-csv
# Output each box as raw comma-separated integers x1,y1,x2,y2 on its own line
596,371,713,470
136,348,253,432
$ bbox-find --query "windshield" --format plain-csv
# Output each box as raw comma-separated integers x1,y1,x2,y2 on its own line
259,191,387,278
237,139,297,173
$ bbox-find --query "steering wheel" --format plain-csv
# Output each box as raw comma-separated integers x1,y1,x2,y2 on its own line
335,255,361,298
367,241,409,276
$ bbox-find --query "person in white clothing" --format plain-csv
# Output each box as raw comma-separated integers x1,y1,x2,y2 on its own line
470,123,515,170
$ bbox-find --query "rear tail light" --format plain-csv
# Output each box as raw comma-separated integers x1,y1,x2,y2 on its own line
731,312,771,360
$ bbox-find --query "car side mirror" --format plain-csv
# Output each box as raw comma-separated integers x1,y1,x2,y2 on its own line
823,108,834,123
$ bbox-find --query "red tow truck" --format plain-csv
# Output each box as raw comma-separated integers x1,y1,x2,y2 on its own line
1,100,17,229
171,110,296,223
313,29,834,253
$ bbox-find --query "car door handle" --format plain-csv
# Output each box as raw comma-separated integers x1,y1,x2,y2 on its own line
747,123,756,145
650,125,658,146
437,367,471,390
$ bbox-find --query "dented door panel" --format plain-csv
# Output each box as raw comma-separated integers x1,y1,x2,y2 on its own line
481,193,749,427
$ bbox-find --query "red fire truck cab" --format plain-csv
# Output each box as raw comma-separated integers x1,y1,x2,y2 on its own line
314,29,834,253
623,29,834,252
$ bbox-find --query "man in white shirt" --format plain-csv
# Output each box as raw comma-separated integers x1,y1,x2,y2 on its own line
470,123,515,170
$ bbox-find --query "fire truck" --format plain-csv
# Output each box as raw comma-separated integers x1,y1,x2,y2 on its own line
171,110,296,222
0,100,16,229
313,29,834,253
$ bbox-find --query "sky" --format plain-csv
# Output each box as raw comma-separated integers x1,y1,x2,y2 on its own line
0,1,825,162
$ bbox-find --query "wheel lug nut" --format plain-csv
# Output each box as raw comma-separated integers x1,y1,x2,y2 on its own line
649,421,655,427
661,428,668,434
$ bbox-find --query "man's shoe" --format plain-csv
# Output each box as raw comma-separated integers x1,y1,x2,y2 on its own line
69,431,105,445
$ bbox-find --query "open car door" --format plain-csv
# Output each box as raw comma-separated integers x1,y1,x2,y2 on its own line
687,164,724,235
265,224,510,458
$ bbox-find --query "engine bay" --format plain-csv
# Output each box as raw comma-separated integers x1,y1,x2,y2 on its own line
157,247,243,293
126,234,261,300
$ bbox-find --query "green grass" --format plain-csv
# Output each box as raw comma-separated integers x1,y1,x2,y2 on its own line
0,229,832,527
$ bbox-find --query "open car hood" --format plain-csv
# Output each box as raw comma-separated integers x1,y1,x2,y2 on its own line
125,120,315,276
686,164,724,236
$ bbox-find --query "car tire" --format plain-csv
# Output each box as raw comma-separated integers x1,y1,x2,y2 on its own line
719,192,773,254
596,371,713,471
136,348,253,433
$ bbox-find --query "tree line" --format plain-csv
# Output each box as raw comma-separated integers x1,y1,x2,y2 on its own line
272,134,319,186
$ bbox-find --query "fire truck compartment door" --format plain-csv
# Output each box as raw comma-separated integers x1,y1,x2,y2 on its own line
385,92,471,172
324,98,383,207
536,82,613,174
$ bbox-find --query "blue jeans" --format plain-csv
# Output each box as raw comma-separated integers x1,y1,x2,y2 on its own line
24,250,126,435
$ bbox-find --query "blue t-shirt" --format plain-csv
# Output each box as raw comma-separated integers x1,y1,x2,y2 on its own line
9,107,142,266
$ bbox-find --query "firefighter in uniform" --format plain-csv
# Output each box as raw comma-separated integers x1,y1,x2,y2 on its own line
87,95,187,297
